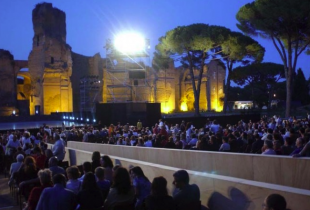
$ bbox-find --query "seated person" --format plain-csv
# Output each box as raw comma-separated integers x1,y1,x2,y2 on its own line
78,161,92,182
172,170,200,210
25,169,53,210
36,174,77,210
145,176,176,210
104,167,135,210
48,157,66,177
261,140,276,155
66,166,82,194
219,137,230,152
8,154,24,186
77,172,104,210
95,167,110,201
262,193,287,210
291,138,304,156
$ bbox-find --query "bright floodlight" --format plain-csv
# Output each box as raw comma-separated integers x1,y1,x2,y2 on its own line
114,32,146,54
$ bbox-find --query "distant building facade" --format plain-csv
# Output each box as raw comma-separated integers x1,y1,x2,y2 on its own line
0,3,225,116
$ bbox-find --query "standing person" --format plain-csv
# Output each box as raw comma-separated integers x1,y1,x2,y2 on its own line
129,166,151,210
36,174,77,210
6,135,21,156
137,120,143,131
52,134,65,165
145,176,176,210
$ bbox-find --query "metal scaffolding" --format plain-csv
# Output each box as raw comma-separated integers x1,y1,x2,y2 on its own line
105,39,151,102
80,75,101,112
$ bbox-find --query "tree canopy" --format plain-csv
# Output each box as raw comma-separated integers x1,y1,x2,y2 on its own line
154,23,231,116
213,31,265,112
236,0,310,116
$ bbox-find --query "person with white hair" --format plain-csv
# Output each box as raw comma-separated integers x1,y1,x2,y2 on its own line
8,154,24,186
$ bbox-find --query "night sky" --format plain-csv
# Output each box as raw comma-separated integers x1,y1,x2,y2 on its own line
0,0,309,78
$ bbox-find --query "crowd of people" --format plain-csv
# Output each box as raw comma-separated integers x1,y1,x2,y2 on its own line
0,114,303,209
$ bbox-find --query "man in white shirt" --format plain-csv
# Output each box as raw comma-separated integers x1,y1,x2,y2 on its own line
52,134,65,164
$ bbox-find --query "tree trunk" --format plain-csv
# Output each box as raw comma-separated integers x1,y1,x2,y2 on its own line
223,70,231,113
285,68,293,117
194,89,200,116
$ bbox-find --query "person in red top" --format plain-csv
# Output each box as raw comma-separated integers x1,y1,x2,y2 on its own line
24,169,53,210
32,146,47,170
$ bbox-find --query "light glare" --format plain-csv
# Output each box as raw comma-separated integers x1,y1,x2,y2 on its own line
114,32,146,54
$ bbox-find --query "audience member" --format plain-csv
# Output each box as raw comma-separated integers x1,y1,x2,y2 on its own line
91,151,101,173
219,137,230,152
66,166,82,194
77,172,104,210
144,176,175,210
36,174,77,210
25,169,53,210
172,170,200,210
129,166,151,209
52,134,65,165
78,161,92,182
95,167,111,201
104,167,135,210
48,157,66,177
262,193,288,210
100,155,114,182
262,140,276,155
8,154,24,186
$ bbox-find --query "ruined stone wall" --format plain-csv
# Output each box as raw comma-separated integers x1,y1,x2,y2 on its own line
0,50,16,115
28,3,72,115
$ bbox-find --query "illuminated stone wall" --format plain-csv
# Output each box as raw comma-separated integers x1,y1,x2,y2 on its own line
28,3,73,115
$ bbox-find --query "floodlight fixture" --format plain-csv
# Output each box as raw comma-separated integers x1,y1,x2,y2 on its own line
114,32,147,54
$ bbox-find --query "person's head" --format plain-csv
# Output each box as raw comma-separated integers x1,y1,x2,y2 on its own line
112,167,132,194
33,146,42,155
16,154,24,163
83,161,92,173
129,166,149,181
38,169,52,186
173,170,189,189
264,140,273,150
95,167,105,180
101,155,114,168
82,172,98,190
263,194,287,210
45,149,53,158
48,157,58,167
53,174,66,187
113,164,121,173
151,176,168,196
273,141,281,151
66,166,81,180
222,137,228,143
54,134,60,141
296,137,303,147
24,156,37,172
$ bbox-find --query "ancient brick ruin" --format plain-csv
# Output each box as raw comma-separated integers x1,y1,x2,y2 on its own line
0,2,225,116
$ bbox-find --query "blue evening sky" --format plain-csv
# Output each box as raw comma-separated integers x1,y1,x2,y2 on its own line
0,0,309,79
